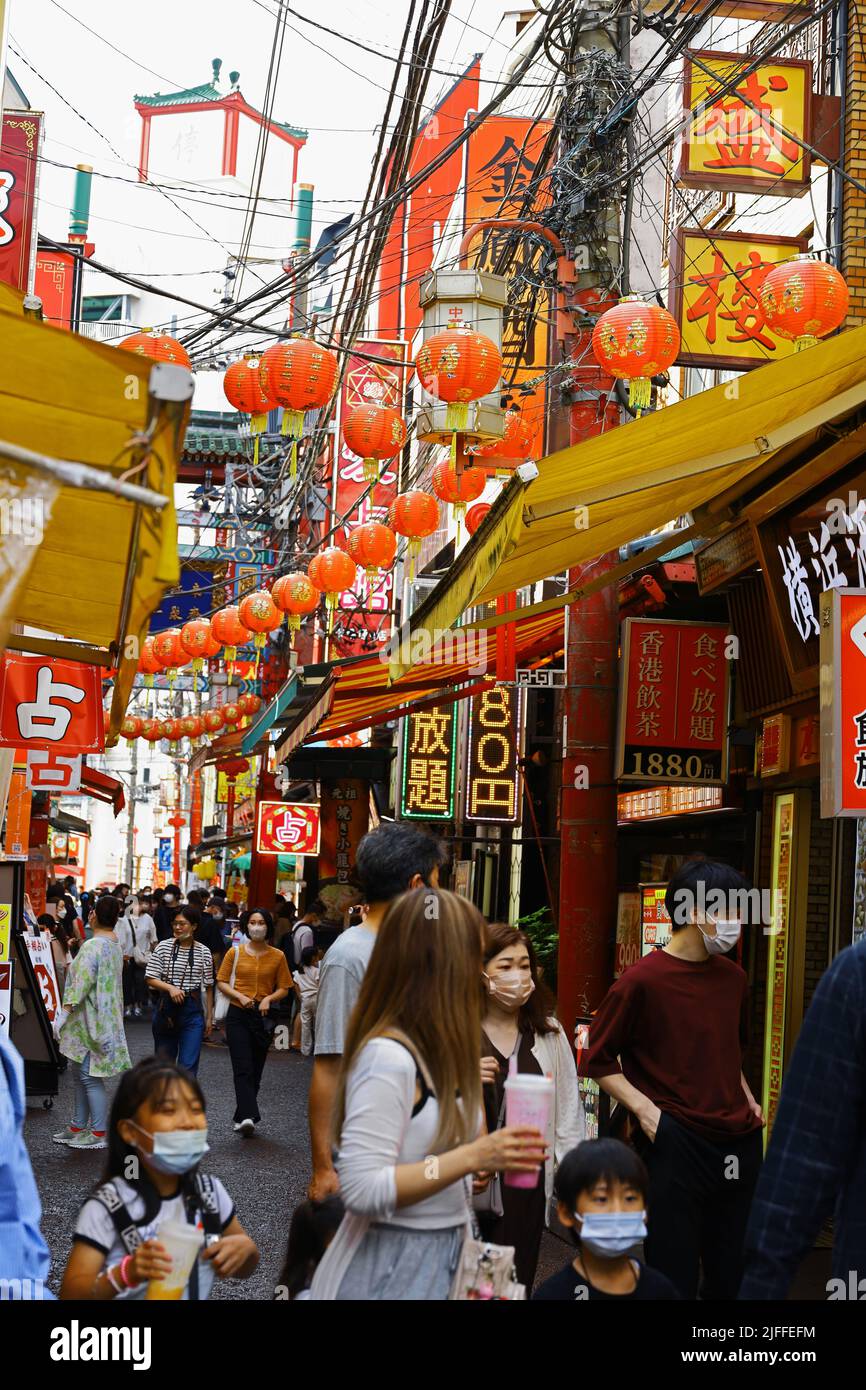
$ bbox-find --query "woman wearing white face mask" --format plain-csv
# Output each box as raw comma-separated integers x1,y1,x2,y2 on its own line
216,908,292,1136
478,923,585,1288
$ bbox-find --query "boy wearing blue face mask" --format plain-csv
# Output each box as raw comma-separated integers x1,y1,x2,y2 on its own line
533,1140,678,1300
60,1059,259,1300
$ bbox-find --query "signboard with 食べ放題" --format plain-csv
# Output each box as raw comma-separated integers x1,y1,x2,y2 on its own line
399,704,458,821
679,51,811,197
616,619,730,784
669,229,807,371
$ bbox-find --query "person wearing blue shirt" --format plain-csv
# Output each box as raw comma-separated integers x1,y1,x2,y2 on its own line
740,939,866,1299
0,1031,53,1298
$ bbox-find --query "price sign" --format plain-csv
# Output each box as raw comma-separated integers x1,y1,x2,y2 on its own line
465,686,522,823
24,931,61,1022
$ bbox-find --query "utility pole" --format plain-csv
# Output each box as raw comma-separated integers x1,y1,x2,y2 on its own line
126,739,138,887
554,2,626,1031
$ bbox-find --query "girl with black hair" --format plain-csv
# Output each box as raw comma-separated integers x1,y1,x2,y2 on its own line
146,905,214,1077
278,1196,344,1300
60,1059,259,1300
532,1139,678,1301
216,908,292,1135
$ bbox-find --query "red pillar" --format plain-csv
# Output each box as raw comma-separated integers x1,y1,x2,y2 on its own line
556,285,621,1031
138,114,151,182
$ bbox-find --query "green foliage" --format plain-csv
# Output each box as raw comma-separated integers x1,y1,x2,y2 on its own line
517,907,558,992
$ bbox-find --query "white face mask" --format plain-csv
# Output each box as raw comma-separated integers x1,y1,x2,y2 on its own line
699,918,741,956
56,906,66,919
247,924,268,941
483,969,535,1011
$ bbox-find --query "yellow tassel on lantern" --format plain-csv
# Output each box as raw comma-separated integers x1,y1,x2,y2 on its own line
628,376,652,413
795,335,820,353
282,408,305,437
144,674,154,690
363,457,379,483
290,438,298,481
254,631,267,650
445,401,469,432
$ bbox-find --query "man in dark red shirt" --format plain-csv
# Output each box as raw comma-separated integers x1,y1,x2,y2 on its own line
581,859,765,1300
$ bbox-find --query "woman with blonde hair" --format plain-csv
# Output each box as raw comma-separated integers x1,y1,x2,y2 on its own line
309,888,547,1301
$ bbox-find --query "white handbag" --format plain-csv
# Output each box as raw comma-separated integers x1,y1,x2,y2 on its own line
213,944,240,1022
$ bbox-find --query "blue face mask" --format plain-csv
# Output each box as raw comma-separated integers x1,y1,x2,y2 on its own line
133,1124,210,1175
576,1210,647,1258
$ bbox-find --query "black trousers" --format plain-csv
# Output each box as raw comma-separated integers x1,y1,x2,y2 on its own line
634,1111,763,1300
226,1004,272,1123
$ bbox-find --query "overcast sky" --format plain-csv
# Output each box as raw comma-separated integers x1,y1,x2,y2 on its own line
9,0,521,280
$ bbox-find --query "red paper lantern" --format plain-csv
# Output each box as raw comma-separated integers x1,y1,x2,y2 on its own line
258,338,339,437
140,717,162,742
238,692,262,716
759,258,849,351
238,589,281,651
152,628,185,681
469,408,534,463
223,702,242,726
313,547,357,608
211,606,250,663
223,356,274,417
272,573,321,633
414,328,502,430
180,618,218,673
179,714,202,741
162,717,183,744
465,502,491,537
121,714,142,743
348,521,397,580
119,329,191,368
203,708,227,734
138,636,164,687
431,462,486,526
591,296,680,412
390,490,440,578
342,404,407,483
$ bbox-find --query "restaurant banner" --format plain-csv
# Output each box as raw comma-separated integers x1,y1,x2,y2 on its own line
399,703,458,821
680,50,811,197
820,588,866,817
670,228,807,370
616,618,730,784
0,110,42,293
464,116,552,456
318,778,369,893
465,685,522,823
331,339,406,658
0,654,104,754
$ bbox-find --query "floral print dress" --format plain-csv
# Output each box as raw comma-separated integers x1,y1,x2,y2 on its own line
58,935,131,1078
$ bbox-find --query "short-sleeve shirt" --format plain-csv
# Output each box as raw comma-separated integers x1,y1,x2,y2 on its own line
74,1176,234,1301
146,940,214,991
532,1261,679,1301
217,943,291,1002
293,964,319,1000
313,925,376,1056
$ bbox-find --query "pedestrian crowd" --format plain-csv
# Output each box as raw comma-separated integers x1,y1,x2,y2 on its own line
1,839,864,1303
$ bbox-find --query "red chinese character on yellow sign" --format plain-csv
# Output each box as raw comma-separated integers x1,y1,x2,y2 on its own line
672,230,806,370
681,51,811,196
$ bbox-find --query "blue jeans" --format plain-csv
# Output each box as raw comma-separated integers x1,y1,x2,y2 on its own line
71,1053,108,1134
152,994,205,1076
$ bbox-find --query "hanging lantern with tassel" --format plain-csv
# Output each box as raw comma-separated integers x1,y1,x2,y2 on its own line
224,356,276,468
138,636,164,691
211,606,251,667
390,491,440,579
258,338,339,480
415,326,502,463
238,589,281,651
347,521,397,584
121,715,142,747
431,461,486,539
238,692,262,717
222,702,243,727
272,573,321,639
203,707,227,736
309,547,357,610
152,628,186,689
180,618,218,688
759,258,849,352
469,407,534,471
119,328,191,368
591,296,680,414
342,404,407,487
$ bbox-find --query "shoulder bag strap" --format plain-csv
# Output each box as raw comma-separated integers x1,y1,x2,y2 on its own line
380,1028,435,1099
92,1181,145,1258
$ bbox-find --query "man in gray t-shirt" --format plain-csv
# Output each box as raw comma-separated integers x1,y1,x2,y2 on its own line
307,823,445,1201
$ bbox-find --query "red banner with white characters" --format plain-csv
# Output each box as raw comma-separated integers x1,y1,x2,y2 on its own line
0,654,105,753
331,339,406,658
820,588,866,816
616,618,730,783
0,112,42,293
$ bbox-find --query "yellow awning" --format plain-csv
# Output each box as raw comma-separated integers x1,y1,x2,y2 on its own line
392,324,866,678
0,298,189,727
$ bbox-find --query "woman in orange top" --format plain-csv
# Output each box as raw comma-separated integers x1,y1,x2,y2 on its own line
217,908,292,1136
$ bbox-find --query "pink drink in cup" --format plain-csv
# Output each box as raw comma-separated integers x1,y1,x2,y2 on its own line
503,1073,553,1189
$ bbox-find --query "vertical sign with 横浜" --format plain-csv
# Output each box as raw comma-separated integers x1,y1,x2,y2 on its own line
465,686,521,823
820,587,866,817
399,704,458,821
616,618,730,783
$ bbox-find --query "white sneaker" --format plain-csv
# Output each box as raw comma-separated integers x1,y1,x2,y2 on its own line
237,1118,255,1137
52,1126,79,1145
67,1129,107,1150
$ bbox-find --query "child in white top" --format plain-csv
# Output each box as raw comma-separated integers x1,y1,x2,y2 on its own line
292,945,323,1056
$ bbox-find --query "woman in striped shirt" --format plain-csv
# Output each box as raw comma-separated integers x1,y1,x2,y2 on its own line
146,906,214,1077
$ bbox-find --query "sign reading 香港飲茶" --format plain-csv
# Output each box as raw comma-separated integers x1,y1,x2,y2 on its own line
616,619,730,784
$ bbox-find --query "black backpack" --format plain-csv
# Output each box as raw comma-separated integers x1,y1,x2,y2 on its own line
92,1173,223,1300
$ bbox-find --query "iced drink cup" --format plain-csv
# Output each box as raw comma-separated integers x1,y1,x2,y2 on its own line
503,1073,553,1189
145,1219,204,1300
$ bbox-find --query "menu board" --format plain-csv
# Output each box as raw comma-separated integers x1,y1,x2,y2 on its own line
641,883,672,955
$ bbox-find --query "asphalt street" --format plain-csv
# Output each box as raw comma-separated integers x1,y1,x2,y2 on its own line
25,1017,570,1299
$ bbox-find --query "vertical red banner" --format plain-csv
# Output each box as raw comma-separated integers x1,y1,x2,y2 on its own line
0,112,43,293
318,779,369,908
